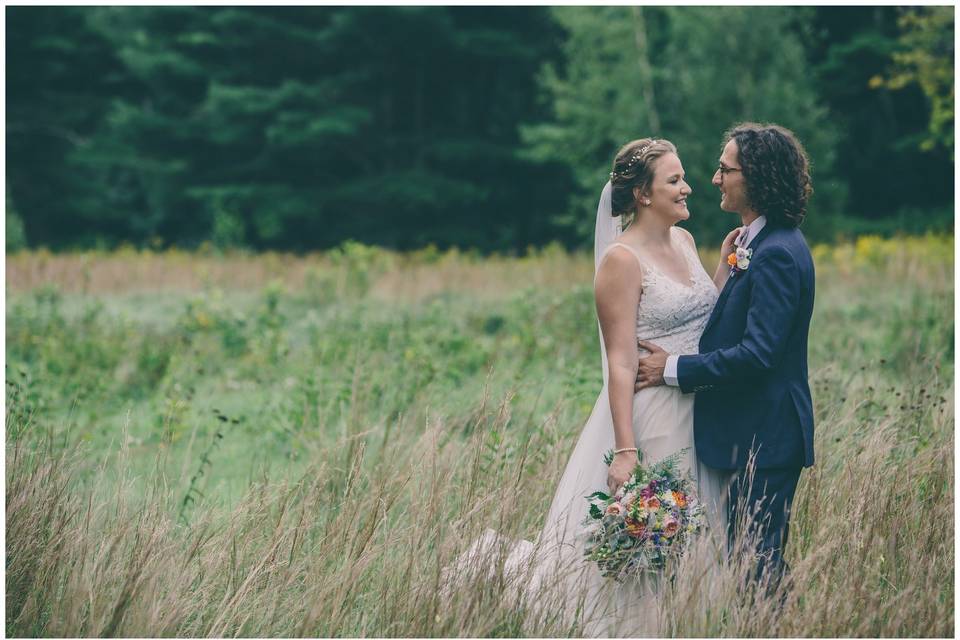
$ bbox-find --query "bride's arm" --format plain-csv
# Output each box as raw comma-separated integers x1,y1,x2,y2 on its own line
713,228,742,290
595,247,643,493
676,225,739,291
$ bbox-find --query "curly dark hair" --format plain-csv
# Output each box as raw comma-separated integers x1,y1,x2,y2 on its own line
725,123,812,228
609,138,678,219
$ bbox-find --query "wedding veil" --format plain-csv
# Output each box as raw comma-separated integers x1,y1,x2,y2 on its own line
593,181,623,388
440,181,627,631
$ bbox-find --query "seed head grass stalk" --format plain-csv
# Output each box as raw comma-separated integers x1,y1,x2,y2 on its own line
5,234,953,636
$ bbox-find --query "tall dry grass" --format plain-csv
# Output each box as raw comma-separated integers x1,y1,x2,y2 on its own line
5,242,590,303
7,396,583,637
5,234,954,636
7,375,952,636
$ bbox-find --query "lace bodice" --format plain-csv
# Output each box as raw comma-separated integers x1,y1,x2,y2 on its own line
600,229,719,356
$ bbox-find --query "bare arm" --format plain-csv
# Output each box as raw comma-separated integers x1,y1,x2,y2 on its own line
675,226,731,291
713,262,731,291
595,247,644,492
713,228,741,290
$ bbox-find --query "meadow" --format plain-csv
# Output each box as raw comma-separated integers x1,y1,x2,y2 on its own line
5,234,955,637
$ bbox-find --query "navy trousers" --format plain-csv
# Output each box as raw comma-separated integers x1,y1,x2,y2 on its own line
725,466,802,587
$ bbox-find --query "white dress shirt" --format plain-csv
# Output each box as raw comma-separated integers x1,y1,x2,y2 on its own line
662,216,767,386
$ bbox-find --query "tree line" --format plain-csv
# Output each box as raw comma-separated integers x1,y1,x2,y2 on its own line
6,6,954,253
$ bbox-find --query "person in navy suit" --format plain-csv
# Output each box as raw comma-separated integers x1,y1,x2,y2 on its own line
635,122,815,587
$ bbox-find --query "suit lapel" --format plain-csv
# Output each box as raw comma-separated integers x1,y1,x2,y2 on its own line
702,224,773,336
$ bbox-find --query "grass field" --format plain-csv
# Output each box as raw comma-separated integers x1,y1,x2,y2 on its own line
5,234,954,637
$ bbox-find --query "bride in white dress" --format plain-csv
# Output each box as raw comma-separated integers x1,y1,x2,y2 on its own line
445,139,735,636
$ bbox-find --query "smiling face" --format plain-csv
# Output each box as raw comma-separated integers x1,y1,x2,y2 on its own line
641,152,692,223
712,139,748,215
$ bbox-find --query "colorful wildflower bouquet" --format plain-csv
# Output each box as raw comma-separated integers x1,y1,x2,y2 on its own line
583,449,706,581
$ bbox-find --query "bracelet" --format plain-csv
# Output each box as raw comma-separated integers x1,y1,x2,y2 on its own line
614,447,638,455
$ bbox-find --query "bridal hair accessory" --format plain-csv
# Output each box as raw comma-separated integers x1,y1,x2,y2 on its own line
727,247,753,276
609,141,656,180
583,448,706,580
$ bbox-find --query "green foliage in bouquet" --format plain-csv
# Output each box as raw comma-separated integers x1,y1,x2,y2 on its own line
584,448,706,580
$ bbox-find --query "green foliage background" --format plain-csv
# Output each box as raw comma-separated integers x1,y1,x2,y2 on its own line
6,6,955,253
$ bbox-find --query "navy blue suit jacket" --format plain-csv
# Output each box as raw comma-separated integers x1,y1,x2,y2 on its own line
677,225,815,470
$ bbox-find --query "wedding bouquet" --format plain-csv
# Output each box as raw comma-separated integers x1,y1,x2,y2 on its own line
582,449,706,581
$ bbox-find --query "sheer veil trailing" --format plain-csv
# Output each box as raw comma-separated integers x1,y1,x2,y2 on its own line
440,182,624,630
593,181,623,388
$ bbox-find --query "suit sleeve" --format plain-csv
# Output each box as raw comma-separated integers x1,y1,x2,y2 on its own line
676,245,800,393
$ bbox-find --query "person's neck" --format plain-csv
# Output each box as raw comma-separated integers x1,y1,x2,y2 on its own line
624,213,673,247
739,210,761,227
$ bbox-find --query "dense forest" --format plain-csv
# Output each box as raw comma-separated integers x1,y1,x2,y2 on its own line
6,6,954,252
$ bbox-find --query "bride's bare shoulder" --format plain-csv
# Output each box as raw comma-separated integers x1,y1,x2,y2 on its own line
595,245,644,296
673,226,698,250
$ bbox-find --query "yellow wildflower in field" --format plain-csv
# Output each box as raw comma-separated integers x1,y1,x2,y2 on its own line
810,233,953,270
810,243,831,266
854,235,889,267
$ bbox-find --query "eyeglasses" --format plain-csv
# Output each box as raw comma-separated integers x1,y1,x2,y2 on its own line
716,164,742,176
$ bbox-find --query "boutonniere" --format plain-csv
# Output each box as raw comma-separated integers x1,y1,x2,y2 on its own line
727,247,753,275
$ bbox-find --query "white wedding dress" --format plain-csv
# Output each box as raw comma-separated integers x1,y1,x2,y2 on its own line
443,185,728,637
